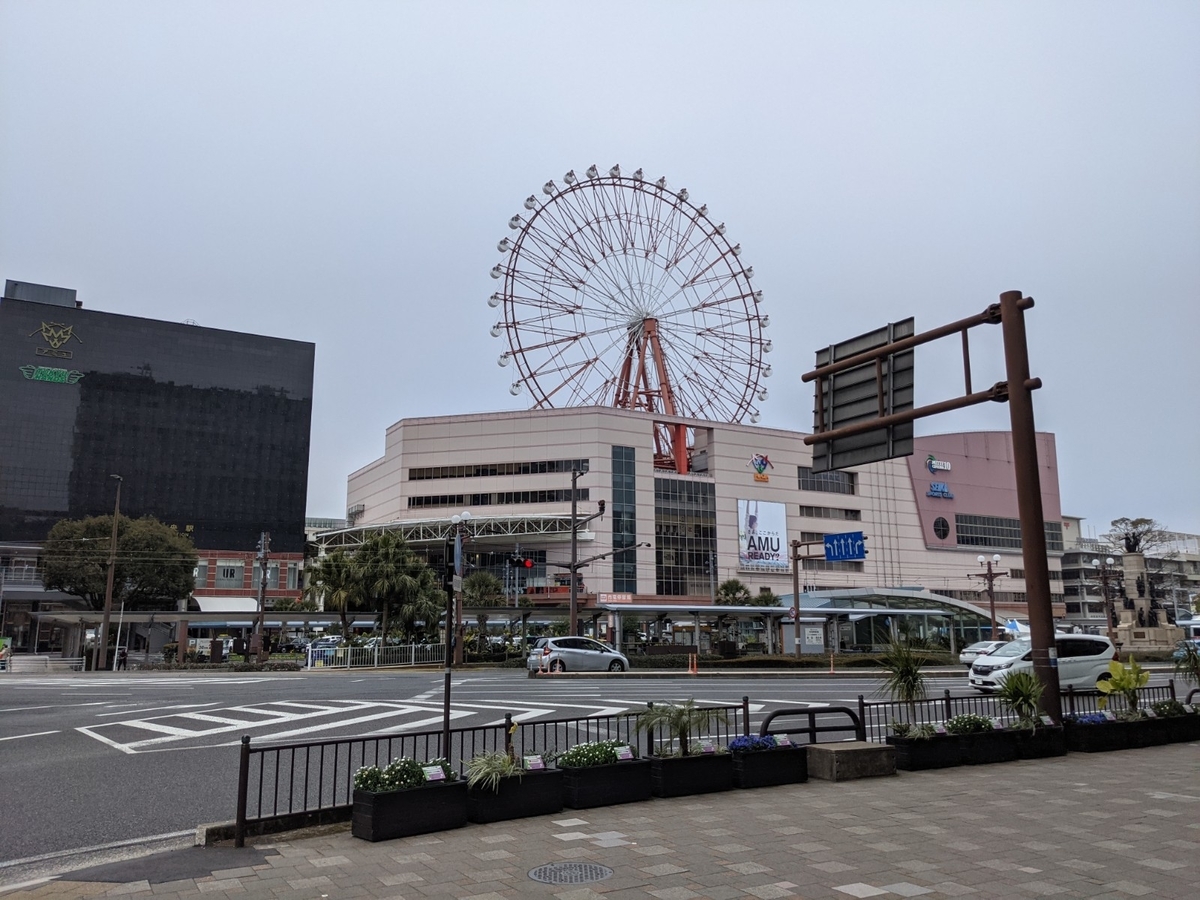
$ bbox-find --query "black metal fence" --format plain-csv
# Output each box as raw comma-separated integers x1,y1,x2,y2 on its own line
235,700,750,845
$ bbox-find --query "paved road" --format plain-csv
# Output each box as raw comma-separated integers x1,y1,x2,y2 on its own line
0,667,1177,873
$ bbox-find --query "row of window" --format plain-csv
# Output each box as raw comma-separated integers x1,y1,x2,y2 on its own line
1007,568,1062,582
654,476,716,596
407,489,589,509
954,515,1065,552
797,467,857,495
408,459,590,481
612,447,638,593
195,561,300,590
798,505,862,521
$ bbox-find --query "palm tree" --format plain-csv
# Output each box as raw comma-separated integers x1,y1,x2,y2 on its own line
463,571,506,652
355,531,422,638
305,551,360,639
716,579,751,605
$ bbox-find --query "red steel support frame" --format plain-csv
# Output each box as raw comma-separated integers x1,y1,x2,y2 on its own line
613,317,689,474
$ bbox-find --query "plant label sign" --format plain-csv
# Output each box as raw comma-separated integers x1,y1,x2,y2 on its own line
991,718,1005,730
1102,711,1117,722
777,736,792,747
701,741,715,755
615,745,634,761
422,765,446,781
524,755,545,770
934,724,947,735
1040,715,1054,726
1145,709,1157,718
1184,705,1195,714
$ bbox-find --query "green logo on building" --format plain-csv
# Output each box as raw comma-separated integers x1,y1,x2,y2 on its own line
18,365,84,384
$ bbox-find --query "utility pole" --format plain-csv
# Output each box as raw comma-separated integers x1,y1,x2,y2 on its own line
1091,557,1118,647
95,475,122,672
569,468,582,637
708,553,717,603
969,554,1006,644
253,532,271,662
441,532,454,756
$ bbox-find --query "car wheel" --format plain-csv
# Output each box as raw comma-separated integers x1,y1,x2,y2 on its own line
550,659,566,673
608,660,625,672
1096,672,1111,683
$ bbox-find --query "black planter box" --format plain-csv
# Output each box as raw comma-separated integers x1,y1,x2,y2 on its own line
958,729,1019,765
352,780,468,842
467,769,564,824
1014,725,1066,759
650,752,734,797
1127,716,1171,748
560,759,652,809
886,735,962,771
1164,714,1200,744
732,746,808,788
1064,720,1129,753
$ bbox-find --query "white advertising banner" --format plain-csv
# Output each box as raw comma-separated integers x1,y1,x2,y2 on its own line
737,499,789,570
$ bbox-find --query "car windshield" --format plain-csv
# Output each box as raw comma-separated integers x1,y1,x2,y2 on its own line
965,642,996,651
990,640,1030,658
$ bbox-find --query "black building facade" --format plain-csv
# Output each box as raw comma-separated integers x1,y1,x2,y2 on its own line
0,297,314,553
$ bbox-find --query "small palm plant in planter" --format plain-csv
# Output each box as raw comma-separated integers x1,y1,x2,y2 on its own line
728,733,808,788
1097,657,1168,747
880,641,928,722
464,750,563,823
996,672,1065,759
945,712,1018,765
351,757,466,842
638,700,733,797
554,739,651,809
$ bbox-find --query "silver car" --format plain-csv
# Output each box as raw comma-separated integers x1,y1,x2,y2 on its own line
958,640,1006,666
527,637,629,673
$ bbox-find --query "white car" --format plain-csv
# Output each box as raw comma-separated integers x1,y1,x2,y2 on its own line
527,637,629,673
969,634,1117,692
958,640,1007,666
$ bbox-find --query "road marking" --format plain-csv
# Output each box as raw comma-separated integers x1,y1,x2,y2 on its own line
0,830,194,869
0,731,59,742
95,703,220,717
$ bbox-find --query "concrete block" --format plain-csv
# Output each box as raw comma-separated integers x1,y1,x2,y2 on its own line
806,741,895,782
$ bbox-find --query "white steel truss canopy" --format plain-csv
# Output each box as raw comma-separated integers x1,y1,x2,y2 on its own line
314,514,596,553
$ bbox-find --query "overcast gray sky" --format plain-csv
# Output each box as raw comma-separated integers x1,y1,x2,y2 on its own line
2,2,1197,538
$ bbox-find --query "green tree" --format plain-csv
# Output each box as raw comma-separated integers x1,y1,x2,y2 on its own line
749,588,782,607
463,571,504,605
716,579,751,605
354,531,444,641
42,515,198,611
305,550,361,638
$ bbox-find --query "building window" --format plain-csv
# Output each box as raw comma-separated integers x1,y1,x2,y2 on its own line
1007,568,1063,582
286,563,299,591
798,505,861,521
801,559,864,572
654,477,716,596
798,466,857,495
251,564,280,590
215,561,244,589
933,517,950,540
408,488,588,509
194,562,208,590
955,515,1064,552
408,459,590,480
612,446,637,593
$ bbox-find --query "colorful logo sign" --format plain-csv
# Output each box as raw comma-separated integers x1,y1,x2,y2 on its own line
748,453,773,482
30,322,81,359
927,482,954,499
926,454,951,474
19,365,84,384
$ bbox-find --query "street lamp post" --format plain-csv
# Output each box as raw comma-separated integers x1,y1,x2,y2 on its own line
569,468,582,637
94,475,122,672
969,554,1006,644
1090,557,1118,646
441,510,472,757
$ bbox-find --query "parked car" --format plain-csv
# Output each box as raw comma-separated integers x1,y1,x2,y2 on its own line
310,636,344,650
969,634,1118,692
1173,639,1200,661
527,636,629,673
958,640,1007,666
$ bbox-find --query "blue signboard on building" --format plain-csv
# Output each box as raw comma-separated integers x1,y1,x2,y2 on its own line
824,531,867,562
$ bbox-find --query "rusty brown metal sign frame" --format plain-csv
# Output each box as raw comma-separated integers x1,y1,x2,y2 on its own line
800,291,1061,722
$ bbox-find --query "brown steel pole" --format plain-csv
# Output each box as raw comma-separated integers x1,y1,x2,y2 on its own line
791,540,801,658
569,468,580,637
95,475,122,672
999,291,1061,722
987,563,998,643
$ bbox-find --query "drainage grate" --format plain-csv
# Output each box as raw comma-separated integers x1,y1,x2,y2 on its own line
528,862,615,885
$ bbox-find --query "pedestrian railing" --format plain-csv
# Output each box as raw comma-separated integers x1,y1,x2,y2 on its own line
3,655,86,673
304,643,444,670
234,700,751,845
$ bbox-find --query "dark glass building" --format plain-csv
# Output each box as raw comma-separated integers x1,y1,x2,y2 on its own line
0,295,314,553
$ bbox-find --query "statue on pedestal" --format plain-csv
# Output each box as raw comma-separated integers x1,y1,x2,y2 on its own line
1136,575,1145,598
1137,607,1146,628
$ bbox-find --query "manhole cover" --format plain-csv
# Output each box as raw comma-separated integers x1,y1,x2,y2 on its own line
528,862,615,885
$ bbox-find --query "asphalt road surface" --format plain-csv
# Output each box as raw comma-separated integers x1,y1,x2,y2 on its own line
0,666,1176,877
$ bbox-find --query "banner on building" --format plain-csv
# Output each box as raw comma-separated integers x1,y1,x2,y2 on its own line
737,499,789,570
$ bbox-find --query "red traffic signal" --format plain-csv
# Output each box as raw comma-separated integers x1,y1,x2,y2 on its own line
508,555,534,568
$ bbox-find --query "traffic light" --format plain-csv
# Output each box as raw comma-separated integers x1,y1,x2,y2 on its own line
508,554,534,568
443,539,455,589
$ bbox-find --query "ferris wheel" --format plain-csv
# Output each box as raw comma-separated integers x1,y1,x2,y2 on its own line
488,164,771,470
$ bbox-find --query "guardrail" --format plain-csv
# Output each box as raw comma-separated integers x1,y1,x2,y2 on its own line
234,699,751,845
855,682,1180,743
760,706,864,743
3,655,86,673
304,643,445,670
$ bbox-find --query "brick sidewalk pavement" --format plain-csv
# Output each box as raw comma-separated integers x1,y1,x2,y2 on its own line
5,743,1197,900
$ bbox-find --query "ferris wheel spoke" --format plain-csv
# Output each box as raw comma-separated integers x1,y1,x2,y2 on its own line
523,207,602,277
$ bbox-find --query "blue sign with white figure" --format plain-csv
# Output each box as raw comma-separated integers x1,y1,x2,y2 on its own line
824,531,867,562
